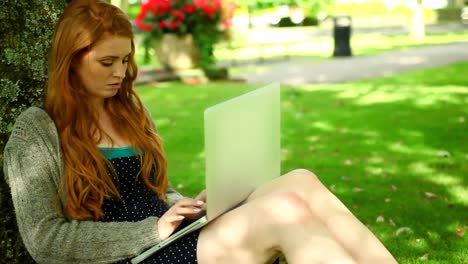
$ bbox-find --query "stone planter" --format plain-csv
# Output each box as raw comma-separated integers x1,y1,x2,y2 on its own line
155,34,200,71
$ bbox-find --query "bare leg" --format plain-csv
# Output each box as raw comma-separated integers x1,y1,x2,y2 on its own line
246,169,398,264
197,191,356,264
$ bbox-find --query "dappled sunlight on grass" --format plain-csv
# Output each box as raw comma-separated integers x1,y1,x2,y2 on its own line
310,121,335,132
136,62,468,263
326,84,467,107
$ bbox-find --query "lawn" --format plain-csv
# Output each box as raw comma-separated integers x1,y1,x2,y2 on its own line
136,62,468,263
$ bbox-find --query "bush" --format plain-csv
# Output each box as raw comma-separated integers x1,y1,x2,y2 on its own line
0,1,67,263
274,17,296,27
302,16,319,26
436,7,463,22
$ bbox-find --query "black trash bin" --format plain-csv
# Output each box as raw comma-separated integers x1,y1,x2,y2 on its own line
332,15,352,57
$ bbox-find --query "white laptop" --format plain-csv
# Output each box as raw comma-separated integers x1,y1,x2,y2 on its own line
131,83,281,264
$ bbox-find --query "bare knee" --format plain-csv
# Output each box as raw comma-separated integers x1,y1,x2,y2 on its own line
289,168,319,181
262,191,315,225
284,168,324,190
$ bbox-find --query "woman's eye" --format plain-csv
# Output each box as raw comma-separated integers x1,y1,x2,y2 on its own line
101,61,113,67
123,59,129,64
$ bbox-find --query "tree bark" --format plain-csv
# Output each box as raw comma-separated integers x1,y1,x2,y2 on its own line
0,1,68,262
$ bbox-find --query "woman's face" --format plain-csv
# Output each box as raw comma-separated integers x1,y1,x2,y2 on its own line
76,34,132,103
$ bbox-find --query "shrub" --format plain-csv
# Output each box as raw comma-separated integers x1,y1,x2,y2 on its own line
135,0,236,70
0,1,67,262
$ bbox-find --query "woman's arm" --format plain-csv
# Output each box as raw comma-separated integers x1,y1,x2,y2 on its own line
3,109,162,264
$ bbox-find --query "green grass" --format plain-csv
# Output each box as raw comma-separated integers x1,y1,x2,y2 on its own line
136,62,468,263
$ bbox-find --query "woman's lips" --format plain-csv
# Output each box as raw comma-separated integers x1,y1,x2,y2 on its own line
109,83,121,89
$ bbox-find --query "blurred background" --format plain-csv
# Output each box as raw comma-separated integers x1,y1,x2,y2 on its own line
112,0,468,69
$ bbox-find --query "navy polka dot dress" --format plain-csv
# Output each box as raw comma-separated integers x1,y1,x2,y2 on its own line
99,146,200,264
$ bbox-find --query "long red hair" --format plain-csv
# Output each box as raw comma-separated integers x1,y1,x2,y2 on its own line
45,0,168,220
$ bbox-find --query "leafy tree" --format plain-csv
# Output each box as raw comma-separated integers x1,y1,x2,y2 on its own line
0,0,68,262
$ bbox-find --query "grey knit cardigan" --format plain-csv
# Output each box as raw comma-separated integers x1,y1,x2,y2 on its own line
3,107,184,263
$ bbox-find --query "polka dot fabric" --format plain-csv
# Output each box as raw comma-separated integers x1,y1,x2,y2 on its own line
101,155,200,264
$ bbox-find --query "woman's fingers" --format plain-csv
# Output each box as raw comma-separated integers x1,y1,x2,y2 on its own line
177,198,204,207
175,206,203,216
173,198,204,216
165,215,185,223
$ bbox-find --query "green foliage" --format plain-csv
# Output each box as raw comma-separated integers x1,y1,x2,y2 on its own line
0,0,67,262
135,0,231,71
436,7,464,21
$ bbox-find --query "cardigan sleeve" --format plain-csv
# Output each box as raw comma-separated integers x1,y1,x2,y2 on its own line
3,109,163,264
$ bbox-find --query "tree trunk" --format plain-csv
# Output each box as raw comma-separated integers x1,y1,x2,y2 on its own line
407,0,425,40
0,1,68,263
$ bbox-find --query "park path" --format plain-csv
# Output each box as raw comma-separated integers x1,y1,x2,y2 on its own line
229,42,468,85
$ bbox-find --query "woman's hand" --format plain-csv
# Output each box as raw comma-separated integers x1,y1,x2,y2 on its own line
157,193,206,240
187,190,206,220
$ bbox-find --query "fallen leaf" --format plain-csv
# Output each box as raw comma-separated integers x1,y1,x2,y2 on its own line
413,238,421,243
330,185,336,192
396,227,413,236
391,185,398,192
425,192,438,199
459,116,465,123
389,219,396,226
344,159,352,166
353,187,364,192
419,253,429,260
385,198,391,203
436,150,451,157
455,226,465,238
376,216,385,223
177,183,184,189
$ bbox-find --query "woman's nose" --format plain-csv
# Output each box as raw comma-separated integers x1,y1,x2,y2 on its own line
113,64,126,78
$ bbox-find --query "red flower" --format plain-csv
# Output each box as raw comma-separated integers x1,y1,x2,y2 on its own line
168,21,180,30
171,10,185,20
220,19,231,29
182,5,196,13
193,0,221,18
135,3,153,32
157,20,166,29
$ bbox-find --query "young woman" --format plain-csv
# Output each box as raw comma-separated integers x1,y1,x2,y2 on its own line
3,0,398,263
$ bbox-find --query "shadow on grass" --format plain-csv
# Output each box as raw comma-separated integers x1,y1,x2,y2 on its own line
137,67,467,263
279,83,467,263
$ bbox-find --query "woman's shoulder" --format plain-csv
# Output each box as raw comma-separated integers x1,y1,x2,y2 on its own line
7,106,57,143
17,106,51,123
